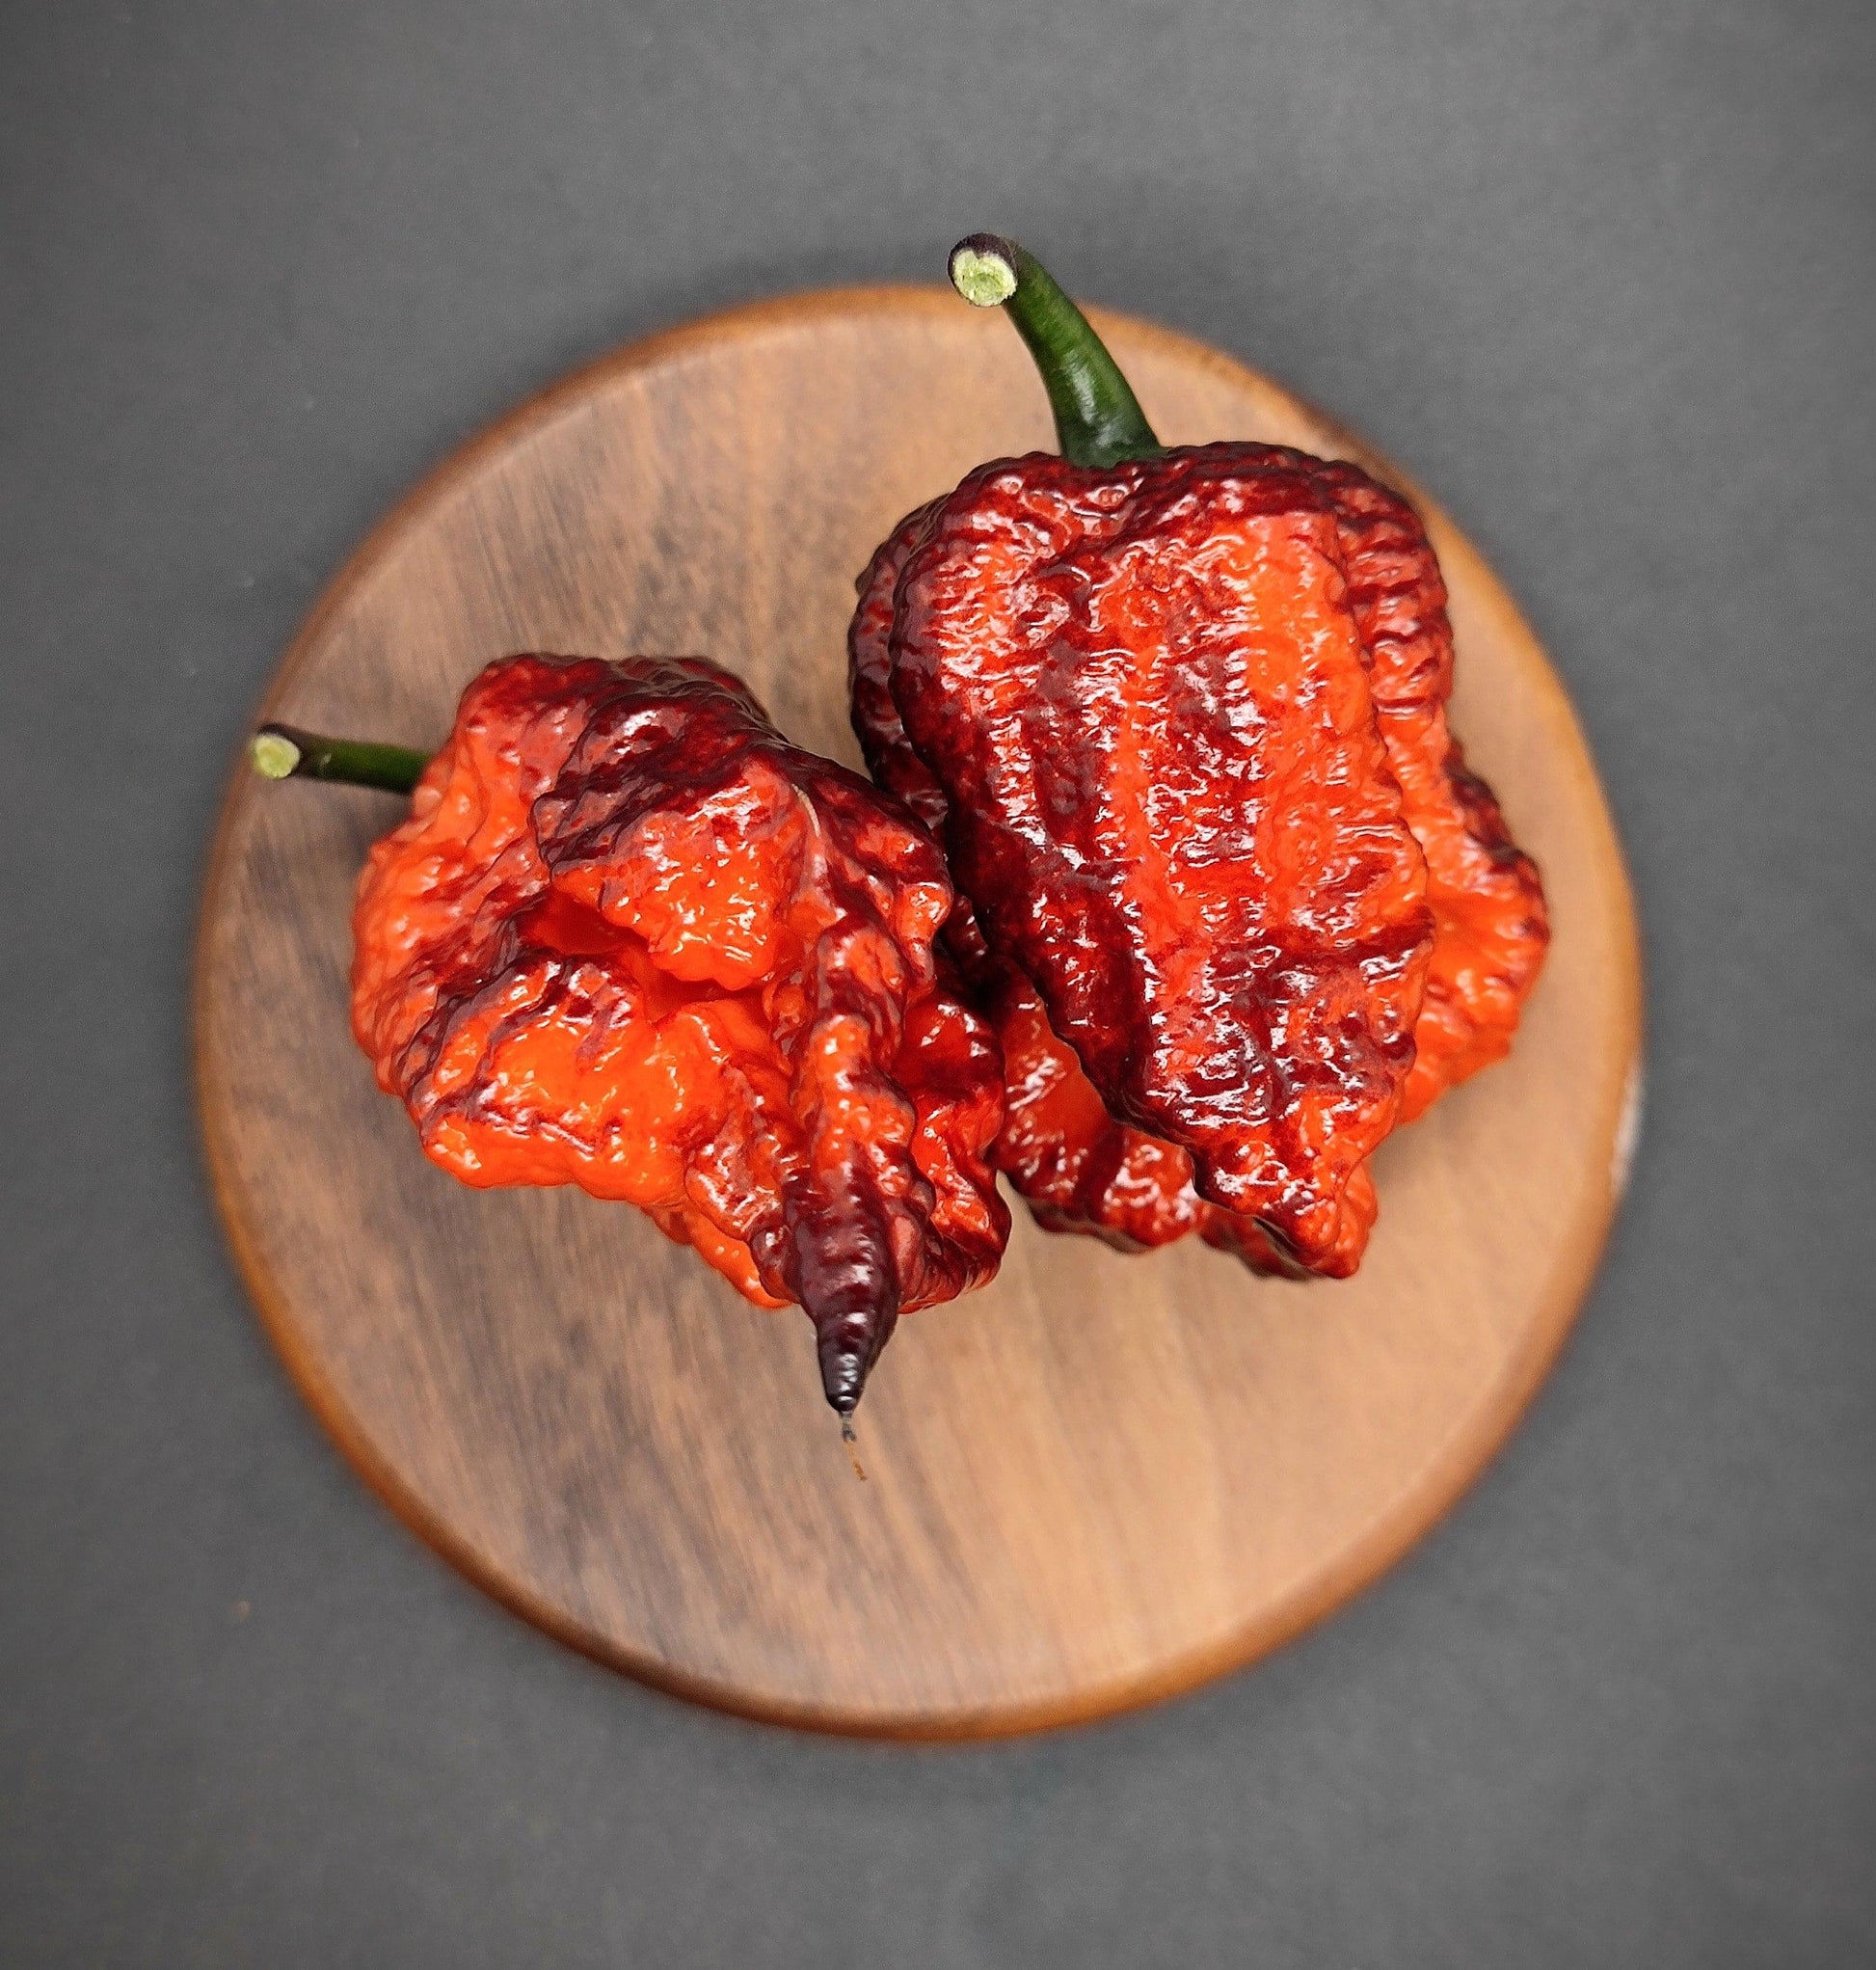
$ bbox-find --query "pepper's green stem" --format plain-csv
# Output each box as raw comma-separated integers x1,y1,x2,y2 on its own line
949,233,1162,469
250,722,428,796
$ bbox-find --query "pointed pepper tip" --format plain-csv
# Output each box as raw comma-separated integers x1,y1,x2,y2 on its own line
817,1338,871,1419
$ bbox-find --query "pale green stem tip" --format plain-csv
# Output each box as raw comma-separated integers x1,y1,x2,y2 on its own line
251,731,302,780
950,243,1018,309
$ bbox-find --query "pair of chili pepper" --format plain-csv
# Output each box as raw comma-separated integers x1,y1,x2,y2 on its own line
255,234,1547,1419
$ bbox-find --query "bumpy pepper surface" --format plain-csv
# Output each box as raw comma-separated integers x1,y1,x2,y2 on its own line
1310,462,1549,1120
852,506,1348,1278
893,444,1434,1272
851,469,1542,1272
348,652,1009,1415
851,235,1545,1273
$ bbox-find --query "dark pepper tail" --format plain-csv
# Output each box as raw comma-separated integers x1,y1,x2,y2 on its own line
812,1297,898,1418
787,1161,905,1418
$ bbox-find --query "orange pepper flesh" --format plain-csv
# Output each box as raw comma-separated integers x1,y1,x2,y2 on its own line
351,654,1009,1412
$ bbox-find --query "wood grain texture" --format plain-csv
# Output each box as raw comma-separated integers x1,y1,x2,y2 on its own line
195,286,1643,1738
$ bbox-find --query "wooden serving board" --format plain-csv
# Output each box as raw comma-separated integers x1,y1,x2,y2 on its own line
196,287,1642,1738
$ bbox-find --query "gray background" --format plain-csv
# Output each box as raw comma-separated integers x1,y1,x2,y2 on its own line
3,0,1871,1962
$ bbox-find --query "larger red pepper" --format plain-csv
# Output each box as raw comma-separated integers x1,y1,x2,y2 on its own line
850,235,1546,1274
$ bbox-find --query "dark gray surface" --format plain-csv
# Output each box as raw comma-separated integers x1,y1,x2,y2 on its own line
3,0,1872,1962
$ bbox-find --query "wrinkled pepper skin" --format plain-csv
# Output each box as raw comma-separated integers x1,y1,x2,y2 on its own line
1314,462,1549,1120
853,505,1346,1277
849,234,1549,1279
852,437,1546,1275
871,448,1437,1270
351,653,1009,1413
988,968,1382,1278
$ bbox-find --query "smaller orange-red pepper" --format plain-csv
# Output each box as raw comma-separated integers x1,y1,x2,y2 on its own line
265,652,1009,1415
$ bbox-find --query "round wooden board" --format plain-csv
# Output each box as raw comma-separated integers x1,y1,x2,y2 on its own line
196,286,1642,1739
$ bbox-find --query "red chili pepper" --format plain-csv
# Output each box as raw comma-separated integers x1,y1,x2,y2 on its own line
849,235,1546,1275
262,652,1009,1416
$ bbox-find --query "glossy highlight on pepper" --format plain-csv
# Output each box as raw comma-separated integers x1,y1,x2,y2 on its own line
287,654,1009,1417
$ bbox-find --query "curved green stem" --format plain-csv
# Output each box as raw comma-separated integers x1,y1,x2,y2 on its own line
250,722,428,796
949,233,1162,469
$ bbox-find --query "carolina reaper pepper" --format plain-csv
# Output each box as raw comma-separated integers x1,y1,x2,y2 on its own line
850,234,1546,1274
852,506,1342,1278
257,652,1009,1417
